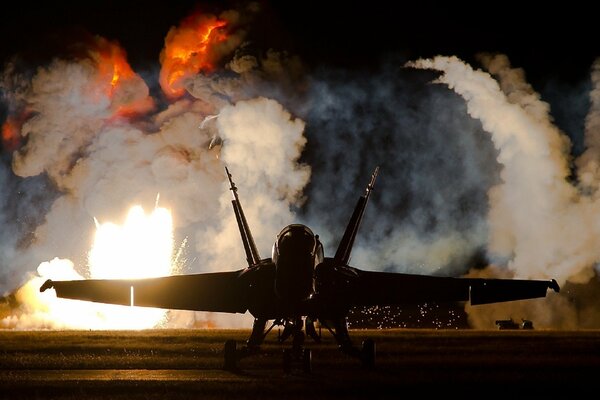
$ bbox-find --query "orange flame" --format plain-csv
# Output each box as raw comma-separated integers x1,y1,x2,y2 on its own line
159,14,228,98
1,112,29,151
90,37,154,117
93,38,136,95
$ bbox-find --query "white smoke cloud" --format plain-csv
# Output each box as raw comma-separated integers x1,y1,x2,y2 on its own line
3,5,600,333
12,60,110,180
576,58,600,195
1,36,310,329
477,53,554,124
302,65,498,276
410,55,600,328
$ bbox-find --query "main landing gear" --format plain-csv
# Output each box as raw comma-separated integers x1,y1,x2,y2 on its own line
320,318,376,369
222,317,318,373
222,317,376,372
223,318,268,371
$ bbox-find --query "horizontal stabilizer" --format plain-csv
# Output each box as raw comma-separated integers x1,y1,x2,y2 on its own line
40,271,248,314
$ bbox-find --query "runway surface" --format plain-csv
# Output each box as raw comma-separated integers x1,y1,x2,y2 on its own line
1,329,598,398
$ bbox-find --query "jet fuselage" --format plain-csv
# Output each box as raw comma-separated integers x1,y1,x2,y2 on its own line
272,224,324,303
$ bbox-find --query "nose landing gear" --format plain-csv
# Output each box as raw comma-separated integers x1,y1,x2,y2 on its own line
222,317,318,373
280,318,313,374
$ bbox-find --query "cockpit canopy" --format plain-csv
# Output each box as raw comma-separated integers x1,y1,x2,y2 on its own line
272,224,318,264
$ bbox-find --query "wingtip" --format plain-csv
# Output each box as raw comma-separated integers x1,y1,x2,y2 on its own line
40,279,54,292
549,279,560,293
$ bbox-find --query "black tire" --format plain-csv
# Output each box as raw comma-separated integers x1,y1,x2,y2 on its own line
302,348,312,373
283,349,292,374
223,340,237,371
361,339,376,368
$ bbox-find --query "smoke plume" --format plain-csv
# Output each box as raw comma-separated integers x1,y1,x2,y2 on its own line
1,7,309,329
2,5,600,331
410,55,600,328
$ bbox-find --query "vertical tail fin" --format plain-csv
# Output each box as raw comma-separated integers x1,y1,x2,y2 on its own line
226,167,261,267
333,166,379,265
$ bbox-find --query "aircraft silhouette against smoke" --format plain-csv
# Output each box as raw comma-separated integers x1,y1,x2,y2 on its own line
40,166,560,371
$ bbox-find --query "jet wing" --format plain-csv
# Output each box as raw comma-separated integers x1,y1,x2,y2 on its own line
321,267,560,307
39,270,248,313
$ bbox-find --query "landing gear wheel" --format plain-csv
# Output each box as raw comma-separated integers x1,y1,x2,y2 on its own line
283,349,292,374
361,338,376,368
302,348,312,373
223,339,237,371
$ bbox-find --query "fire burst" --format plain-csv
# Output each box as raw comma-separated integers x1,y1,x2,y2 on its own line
89,206,173,281
159,13,228,98
5,206,176,330
94,38,136,91
91,37,155,117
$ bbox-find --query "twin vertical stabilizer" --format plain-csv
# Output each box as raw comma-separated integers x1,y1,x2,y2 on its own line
226,167,261,267
333,166,379,266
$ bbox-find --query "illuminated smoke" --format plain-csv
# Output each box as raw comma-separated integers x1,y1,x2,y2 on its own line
159,8,254,99
159,14,228,98
576,58,600,195
3,4,600,332
410,55,600,328
477,53,553,124
0,6,309,329
302,66,496,276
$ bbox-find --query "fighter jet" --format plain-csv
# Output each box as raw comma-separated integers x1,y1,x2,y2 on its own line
40,166,560,372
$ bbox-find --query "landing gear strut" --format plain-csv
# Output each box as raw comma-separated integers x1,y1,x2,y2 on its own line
222,318,269,371
223,339,237,371
222,317,316,372
360,338,376,368
321,317,377,368
283,347,312,373
280,318,312,373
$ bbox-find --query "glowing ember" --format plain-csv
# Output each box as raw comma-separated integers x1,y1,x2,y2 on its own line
1,118,20,151
1,113,28,152
3,206,176,330
159,13,227,98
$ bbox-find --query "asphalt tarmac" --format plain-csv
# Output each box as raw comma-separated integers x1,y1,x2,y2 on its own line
1,329,598,398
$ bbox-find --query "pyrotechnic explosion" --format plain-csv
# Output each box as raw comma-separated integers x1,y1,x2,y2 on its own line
0,5,306,329
1,4,600,330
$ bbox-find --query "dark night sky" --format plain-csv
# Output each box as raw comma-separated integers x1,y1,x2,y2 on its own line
1,1,597,83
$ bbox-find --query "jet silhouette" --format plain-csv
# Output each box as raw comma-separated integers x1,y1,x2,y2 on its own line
41,166,560,371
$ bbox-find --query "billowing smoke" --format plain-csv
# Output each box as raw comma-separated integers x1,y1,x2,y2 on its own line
1,6,309,329
410,55,600,328
577,58,600,195
301,65,497,276
2,4,600,331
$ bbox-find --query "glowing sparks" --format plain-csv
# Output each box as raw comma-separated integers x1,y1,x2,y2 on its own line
159,13,228,98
